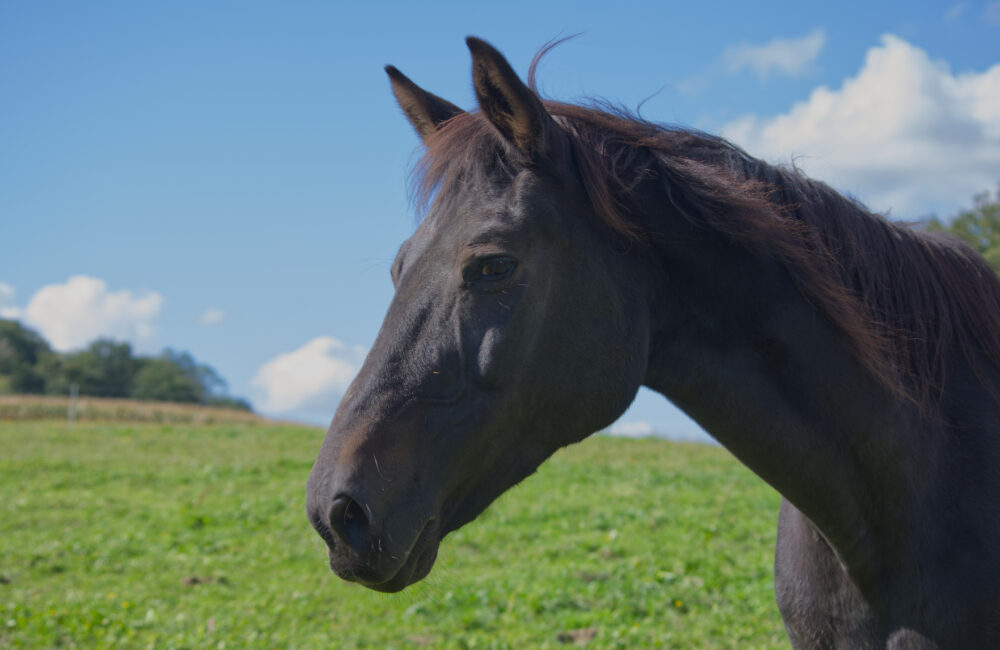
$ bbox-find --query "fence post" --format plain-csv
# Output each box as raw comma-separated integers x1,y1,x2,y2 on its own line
68,383,78,426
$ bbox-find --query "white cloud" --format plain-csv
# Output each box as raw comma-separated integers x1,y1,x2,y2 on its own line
722,35,1000,218
19,275,163,352
251,336,366,414
607,420,655,438
722,29,826,79
198,308,225,326
0,282,22,319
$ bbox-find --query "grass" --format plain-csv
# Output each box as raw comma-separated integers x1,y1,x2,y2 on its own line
0,418,786,648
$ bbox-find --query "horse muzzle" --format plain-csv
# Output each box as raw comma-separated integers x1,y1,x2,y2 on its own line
306,466,442,592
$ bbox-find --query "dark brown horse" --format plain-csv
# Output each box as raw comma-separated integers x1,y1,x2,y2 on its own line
307,38,1000,648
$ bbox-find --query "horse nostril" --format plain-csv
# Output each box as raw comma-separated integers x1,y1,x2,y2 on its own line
328,493,370,548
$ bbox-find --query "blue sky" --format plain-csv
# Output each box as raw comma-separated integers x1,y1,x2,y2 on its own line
2,2,999,439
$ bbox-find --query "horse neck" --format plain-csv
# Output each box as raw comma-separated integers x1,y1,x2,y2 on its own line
638,223,922,576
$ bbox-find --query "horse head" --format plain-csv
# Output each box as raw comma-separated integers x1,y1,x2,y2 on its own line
305,38,652,591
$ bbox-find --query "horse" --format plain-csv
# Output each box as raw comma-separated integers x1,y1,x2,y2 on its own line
306,37,1000,648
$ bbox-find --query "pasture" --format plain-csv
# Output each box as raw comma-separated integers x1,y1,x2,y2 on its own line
1,416,785,648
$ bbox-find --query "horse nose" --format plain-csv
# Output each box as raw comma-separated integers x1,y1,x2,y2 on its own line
327,492,372,552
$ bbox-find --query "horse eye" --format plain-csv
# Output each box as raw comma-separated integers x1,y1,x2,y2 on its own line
472,257,516,282
482,259,510,276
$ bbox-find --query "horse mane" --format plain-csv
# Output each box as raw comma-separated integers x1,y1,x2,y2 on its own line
413,100,1000,408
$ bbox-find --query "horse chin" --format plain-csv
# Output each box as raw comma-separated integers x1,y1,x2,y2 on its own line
364,543,440,593
328,523,441,593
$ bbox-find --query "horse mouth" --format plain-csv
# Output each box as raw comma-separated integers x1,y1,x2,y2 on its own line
327,519,441,593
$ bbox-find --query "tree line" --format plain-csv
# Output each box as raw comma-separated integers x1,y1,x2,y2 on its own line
0,320,251,411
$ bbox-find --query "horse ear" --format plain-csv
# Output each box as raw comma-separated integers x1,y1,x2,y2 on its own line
385,65,464,141
466,37,559,160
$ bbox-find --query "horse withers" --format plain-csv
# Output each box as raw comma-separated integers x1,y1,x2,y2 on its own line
307,38,1000,648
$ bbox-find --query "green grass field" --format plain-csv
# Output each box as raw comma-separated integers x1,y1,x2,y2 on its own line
0,419,786,648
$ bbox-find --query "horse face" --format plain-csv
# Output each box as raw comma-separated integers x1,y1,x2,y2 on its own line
306,39,649,591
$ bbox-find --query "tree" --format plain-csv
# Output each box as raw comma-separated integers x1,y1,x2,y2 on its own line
131,358,203,403
129,349,237,405
44,339,138,398
159,349,227,400
77,339,136,397
0,320,50,393
926,184,1000,275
